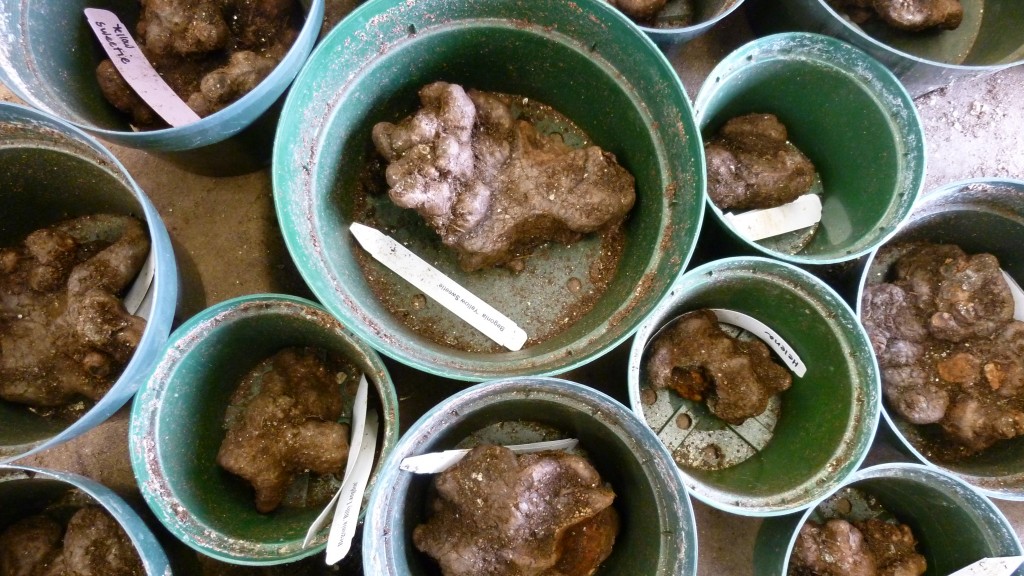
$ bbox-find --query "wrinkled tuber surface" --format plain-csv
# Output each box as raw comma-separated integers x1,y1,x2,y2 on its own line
95,0,302,128
861,242,1024,456
0,215,149,412
705,113,816,211
414,445,619,576
829,0,963,31
646,309,793,424
0,507,144,576
789,518,926,576
607,0,669,21
217,347,352,513
371,82,636,271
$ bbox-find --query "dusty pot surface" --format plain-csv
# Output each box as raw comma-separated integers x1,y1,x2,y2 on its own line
754,463,1023,575
130,294,399,565
0,0,324,157
629,256,880,515
694,32,924,266
273,0,705,381
0,464,171,575
857,179,1024,500
0,103,177,463
364,377,697,575
749,0,1024,96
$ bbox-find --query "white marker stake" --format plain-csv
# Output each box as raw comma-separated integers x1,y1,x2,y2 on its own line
123,251,154,316
84,8,201,127
400,438,580,474
302,375,369,548
711,308,807,377
949,556,1024,576
1002,270,1024,322
350,223,528,351
325,409,379,565
723,194,823,242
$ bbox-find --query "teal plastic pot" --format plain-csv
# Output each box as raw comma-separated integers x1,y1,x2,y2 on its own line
754,463,1024,575
628,257,880,515
0,0,324,161
0,464,171,575
694,32,924,266
857,179,1024,500
364,377,697,575
627,0,747,48
130,294,399,565
748,0,1024,96
273,0,705,381
0,103,177,463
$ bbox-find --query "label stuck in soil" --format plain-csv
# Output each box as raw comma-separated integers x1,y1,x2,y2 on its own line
1002,270,1024,321
400,438,580,474
724,193,822,242
949,556,1024,576
350,223,528,351
84,8,201,127
326,408,378,564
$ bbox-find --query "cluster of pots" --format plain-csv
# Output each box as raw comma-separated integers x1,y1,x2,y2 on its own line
1,0,1024,574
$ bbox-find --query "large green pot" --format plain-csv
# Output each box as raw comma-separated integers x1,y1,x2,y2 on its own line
364,377,698,575
694,32,924,267
0,103,177,463
747,0,1024,96
857,179,1024,500
0,0,324,171
273,0,705,381
130,294,399,565
754,463,1024,575
628,257,880,515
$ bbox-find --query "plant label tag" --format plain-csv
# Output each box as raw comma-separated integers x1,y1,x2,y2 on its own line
723,194,822,242
124,251,154,318
349,222,528,351
84,8,201,127
303,375,370,548
399,438,580,474
1002,270,1024,321
711,308,807,377
949,556,1024,576
325,408,378,565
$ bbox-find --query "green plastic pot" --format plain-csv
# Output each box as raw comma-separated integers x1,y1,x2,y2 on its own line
754,463,1024,575
130,294,399,565
0,0,324,170
0,465,171,575
273,0,705,381
0,103,177,463
628,0,747,48
364,377,698,575
693,32,924,266
747,0,1024,96
628,256,880,515
857,179,1024,500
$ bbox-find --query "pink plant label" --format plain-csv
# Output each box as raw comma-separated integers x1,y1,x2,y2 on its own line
84,8,200,127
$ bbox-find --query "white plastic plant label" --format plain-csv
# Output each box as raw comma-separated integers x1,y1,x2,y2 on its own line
1002,270,1024,321
723,194,822,242
350,222,528,351
124,251,154,318
949,556,1024,576
302,374,369,548
325,408,379,565
84,8,201,127
711,308,807,377
399,438,580,475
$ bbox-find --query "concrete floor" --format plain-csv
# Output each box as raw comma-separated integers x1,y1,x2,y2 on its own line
4,4,1024,575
